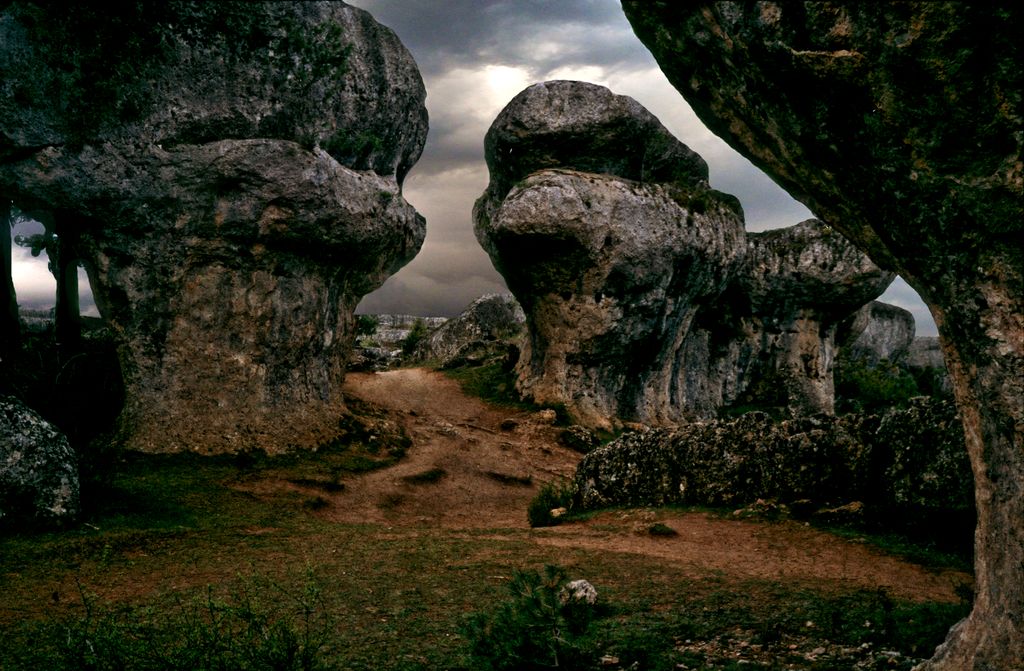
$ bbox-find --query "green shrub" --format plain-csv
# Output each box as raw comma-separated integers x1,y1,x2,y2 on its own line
401,318,430,358
527,480,575,528
462,565,596,671
835,357,921,414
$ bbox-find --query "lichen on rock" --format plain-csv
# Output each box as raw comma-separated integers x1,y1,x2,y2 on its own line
1,395,79,529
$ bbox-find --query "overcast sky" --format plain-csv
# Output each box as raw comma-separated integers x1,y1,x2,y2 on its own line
10,0,936,335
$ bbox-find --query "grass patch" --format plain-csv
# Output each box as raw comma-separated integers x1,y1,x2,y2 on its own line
7,570,334,671
443,363,534,411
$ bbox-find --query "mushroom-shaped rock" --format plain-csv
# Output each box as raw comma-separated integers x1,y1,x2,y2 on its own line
475,82,745,430
0,2,427,453
650,218,893,419
479,80,709,206
621,3,1024,666
1,396,79,529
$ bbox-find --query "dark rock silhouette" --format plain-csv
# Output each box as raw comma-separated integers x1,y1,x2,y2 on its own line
1,396,79,528
0,2,427,453
621,3,1023,666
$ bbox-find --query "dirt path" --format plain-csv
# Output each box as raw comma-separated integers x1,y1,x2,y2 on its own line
325,368,970,602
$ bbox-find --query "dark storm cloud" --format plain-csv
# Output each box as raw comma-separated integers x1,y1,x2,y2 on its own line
349,0,645,75
342,0,934,336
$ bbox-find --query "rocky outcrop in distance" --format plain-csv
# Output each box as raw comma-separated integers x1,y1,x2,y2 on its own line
1,396,79,529
0,2,428,454
475,81,890,429
620,3,1023,666
840,301,916,366
414,293,525,368
574,397,971,529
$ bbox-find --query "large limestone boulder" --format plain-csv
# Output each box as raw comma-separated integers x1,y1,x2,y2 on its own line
0,2,427,453
1,396,79,529
840,301,916,365
475,82,746,430
620,3,1023,666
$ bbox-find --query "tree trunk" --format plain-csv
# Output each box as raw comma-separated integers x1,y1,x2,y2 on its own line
0,200,20,360
54,223,80,353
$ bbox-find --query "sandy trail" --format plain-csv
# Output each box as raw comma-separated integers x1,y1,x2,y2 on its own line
317,368,970,602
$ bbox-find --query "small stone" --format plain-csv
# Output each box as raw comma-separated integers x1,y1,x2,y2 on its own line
560,579,598,605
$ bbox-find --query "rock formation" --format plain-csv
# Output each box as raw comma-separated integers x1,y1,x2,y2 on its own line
621,3,1023,666
476,81,890,427
414,293,525,368
475,81,746,430
682,221,892,418
0,2,427,453
1,395,79,528
841,301,916,365
574,398,971,527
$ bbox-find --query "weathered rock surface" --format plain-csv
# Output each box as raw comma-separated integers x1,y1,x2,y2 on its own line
1,2,427,453
1,395,79,528
682,221,893,418
475,81,746,429
574,398,969,522
477,81,891,427
414,293,524,368
841,301,916,365
621,3,1023,666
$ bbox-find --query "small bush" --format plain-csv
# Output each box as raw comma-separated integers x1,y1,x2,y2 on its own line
462,565,596,671
527,480,575,528
647,523,678,537
835,358,921,414
401,318,430,358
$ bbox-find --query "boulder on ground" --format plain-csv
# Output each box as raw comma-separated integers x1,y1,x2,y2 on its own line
1,396,79,528
414,294,524,368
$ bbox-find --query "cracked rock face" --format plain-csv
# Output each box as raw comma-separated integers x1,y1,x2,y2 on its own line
0,2,427,453
475,82,745,430
1,396,79,529
621,3,1023,667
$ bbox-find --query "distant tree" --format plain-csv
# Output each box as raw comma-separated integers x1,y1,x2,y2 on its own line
355,314,379,337
11,208,82,352
401,318,429,358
